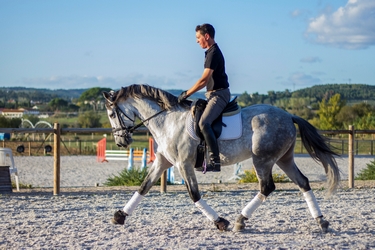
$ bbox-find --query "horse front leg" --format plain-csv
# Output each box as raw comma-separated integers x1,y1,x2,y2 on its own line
181,165,230,231
112,152,172,225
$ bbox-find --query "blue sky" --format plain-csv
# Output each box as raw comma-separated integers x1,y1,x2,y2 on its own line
1,0,374,94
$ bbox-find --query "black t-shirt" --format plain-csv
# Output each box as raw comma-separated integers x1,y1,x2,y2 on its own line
204,43,229,91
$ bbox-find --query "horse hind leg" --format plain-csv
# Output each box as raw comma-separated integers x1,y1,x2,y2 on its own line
234,160,275,232
276,150,329,233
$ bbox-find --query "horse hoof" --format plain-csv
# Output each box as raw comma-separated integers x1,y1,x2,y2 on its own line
316,216,329,233
214,217,230,231
233,222,246,232
111,210,128,225
233,214,248,232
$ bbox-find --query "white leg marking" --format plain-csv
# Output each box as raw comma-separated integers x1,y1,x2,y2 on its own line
123,192,144,215
195,199,219,222
303,190,322,218
241,192,266,219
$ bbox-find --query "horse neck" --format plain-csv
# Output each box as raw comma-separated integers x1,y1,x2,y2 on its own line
130,98,187,137
130,98,163,121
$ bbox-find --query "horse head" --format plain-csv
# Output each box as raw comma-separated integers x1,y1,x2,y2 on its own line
103,90,135,147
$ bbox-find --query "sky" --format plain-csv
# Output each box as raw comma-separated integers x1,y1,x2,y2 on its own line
1,0,375,94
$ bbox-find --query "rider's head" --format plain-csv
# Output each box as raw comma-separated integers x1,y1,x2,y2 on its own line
195,23,215,49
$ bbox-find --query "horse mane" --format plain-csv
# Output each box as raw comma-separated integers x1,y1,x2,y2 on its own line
113,84,191,110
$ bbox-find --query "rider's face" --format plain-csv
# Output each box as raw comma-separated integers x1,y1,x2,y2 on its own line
196,31,209,49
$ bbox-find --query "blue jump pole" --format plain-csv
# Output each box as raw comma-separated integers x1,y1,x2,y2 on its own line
167,166,175,184
127,148,134,170
141,148,147,170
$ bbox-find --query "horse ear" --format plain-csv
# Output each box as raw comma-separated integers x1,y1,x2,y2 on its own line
103,92,113,103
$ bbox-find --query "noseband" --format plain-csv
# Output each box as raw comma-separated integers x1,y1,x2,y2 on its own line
111,106,135,139
111,105,166,138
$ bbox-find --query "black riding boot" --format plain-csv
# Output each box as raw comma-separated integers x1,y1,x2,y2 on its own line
201,124,221,172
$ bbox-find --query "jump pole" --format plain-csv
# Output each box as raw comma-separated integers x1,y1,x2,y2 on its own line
53,123,61,195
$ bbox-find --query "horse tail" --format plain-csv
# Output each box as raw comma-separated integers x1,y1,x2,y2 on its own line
291,115,341,195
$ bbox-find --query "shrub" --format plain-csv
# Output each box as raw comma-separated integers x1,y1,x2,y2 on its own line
355,159,375,180
104,167,169,186
238,168,290,184
12,181,33,189
104,167,149,186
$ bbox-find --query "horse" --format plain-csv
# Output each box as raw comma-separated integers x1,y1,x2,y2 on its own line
103,84,340,233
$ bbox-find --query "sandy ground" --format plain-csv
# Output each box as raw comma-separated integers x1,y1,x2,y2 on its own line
1,155,375,249
8,154,375,187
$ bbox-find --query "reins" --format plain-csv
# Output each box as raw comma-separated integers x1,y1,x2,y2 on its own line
113,104,167,134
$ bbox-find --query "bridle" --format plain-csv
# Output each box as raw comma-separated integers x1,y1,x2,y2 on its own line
110,103,166,138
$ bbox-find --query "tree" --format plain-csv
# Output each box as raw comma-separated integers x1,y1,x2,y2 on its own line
354,113,375,130
237,91,252,107
48,98,68,111
78,111,102,128
336,102,375,128
267,90,276,105
336,106,357,127
22,114,39,125
0,116,22,128
317,93,346,130
78,87,111,111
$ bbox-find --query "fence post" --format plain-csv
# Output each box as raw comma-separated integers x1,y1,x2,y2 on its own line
53,123,61,195
348,125,354,188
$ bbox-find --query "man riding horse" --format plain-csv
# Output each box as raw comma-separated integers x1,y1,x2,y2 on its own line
178,23,231,173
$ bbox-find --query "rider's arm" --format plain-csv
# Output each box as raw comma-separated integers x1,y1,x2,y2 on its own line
186,68,213,96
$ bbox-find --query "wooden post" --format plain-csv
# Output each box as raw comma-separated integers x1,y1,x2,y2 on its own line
53,123,61,195
348,125,354,188
28,141,31,156
160,170,167,193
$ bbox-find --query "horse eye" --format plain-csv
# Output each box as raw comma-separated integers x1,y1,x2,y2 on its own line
110,112,116,118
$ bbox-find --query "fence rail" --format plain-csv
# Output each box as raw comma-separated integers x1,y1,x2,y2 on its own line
1,125,375,194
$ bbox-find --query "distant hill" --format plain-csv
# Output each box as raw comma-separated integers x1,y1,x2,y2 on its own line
292,84,375,101
1,83,374,104
0,87,87,100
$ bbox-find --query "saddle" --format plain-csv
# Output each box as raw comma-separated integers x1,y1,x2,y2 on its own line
191,97,240,170
191,97,239,139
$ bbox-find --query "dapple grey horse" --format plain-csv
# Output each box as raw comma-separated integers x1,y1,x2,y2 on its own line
103,84,340,232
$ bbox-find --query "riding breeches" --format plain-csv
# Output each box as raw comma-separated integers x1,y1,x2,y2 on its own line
199,88,230,130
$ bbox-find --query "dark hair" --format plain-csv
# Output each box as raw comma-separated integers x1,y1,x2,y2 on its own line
195,23,215,39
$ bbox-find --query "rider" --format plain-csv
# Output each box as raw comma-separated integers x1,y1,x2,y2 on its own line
178,23,231,172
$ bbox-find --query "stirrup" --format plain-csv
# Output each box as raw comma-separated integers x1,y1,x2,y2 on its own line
205,162,221,172
204,157,221,173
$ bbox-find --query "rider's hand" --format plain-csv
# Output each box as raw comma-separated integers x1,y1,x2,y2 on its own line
178,91,189,103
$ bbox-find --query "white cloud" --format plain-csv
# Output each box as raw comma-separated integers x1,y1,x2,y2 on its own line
305,0,375,49
300,56,322,63
287,72,322,87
